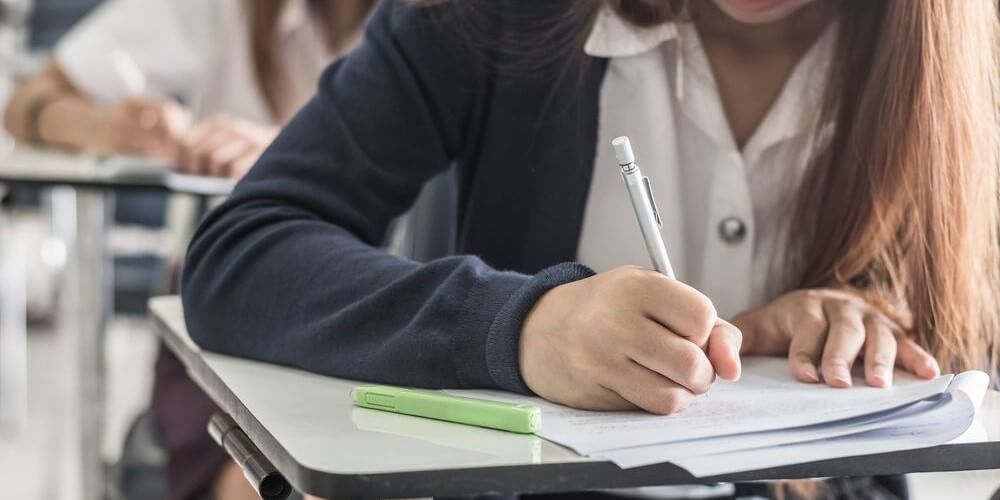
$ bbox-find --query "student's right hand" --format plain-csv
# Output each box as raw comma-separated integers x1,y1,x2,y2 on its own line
90,96,190,161
519,266,742,415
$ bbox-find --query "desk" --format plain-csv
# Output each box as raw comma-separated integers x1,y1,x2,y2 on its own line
149,295,1000,499
0,145,233,500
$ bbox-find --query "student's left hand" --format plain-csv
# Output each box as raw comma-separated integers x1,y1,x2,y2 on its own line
177,114,278,179
732,288,940,388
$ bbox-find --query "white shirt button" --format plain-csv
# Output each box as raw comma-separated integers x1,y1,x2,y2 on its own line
718,217,747,244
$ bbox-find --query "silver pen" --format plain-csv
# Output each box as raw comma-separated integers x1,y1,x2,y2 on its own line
612,136,676,279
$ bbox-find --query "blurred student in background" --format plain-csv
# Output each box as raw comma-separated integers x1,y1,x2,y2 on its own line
4,0,374,499
4,0,372,179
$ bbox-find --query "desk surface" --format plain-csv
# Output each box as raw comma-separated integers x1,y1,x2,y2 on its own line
0,145,233,196
149,295,1000,499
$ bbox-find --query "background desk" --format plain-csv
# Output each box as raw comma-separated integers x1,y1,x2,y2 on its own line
150,295,1000,499
0,145,233,500
0,145,234,195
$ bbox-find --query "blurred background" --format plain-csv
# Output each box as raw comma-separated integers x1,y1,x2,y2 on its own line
0,1,999,500
1,1,166,498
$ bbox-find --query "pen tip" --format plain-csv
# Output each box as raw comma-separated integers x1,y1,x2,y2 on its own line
612,136,635,166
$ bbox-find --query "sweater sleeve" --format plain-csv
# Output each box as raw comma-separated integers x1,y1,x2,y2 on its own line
180,0,593,394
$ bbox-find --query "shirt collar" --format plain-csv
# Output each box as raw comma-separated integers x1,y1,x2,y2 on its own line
586,6,838,156
584,5,678,58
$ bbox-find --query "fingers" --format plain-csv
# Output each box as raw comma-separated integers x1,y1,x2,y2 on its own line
786,299,828,384
862,316,897,387
896,336,940,379
179,123,229,175
115,97,189,159
706,319,741,381
607,359,696,415
566,383,638,412
625,269,717,346
177,115,271,178
820,299,866,388
626,319,716,394
204,137,256,178
228,152,259,179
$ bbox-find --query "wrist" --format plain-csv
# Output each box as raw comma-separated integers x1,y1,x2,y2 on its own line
34,97,103,151
24,91,68,146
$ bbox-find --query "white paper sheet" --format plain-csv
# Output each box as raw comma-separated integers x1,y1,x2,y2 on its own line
598,397,944,468
665,370,988,477
455,357,954,454
601,370,988,469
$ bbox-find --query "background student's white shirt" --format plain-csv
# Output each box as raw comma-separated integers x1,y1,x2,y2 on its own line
54,0,352,123
578,9,836,319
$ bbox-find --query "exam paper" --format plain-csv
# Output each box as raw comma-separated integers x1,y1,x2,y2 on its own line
664,370,988,477
470,357,954,454
598,397,944,467
560,360,950,453
600,369,987,469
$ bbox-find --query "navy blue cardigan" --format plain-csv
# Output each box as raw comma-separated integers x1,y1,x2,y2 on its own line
182,0,608,394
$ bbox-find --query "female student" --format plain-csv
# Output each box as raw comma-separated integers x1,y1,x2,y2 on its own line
183,0,999,497
5,1,374,499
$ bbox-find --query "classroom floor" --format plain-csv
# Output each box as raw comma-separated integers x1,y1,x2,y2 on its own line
0,316,157,500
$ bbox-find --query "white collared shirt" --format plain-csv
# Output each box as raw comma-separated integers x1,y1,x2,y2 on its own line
54,0,358,124
577,8,835,318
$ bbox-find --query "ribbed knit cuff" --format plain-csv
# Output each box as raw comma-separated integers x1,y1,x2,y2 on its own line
486,262,594,393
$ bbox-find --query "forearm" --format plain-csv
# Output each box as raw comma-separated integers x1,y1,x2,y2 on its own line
182,202,590,392
3,66,108,151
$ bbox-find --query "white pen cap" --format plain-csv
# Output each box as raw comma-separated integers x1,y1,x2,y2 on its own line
611,136,635,166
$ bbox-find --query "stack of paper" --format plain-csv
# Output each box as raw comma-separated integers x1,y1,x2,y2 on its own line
454,357,988,477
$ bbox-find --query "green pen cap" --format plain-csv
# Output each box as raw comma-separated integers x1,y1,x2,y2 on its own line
352,385,541,434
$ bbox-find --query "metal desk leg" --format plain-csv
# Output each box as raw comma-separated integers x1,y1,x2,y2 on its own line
208,413,292,500
61,187,112,500
0,195,28,429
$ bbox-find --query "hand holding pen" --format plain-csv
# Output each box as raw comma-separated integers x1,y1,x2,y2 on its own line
517,137,741,415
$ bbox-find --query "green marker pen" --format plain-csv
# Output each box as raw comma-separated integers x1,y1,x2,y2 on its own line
351,385,541,434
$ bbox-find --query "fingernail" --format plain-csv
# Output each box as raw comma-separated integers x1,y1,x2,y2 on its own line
833,366,852,387
923,359,940,377
871,367,892,387
802,364,820,383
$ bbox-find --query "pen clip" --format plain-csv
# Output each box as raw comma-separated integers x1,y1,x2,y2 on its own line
642,176,662,228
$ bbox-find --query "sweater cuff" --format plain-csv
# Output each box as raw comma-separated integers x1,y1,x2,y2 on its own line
456,262,594,394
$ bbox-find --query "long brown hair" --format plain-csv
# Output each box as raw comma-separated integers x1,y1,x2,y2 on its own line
609,0,1000,373
246,0,375,121
796,0,999,373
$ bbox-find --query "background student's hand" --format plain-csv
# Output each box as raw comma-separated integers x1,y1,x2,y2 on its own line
177,114,278,179
519,266,742,415
90,96,191,160
733,288,940,388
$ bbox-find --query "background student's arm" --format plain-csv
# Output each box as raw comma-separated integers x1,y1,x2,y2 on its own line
182,0,740,411
3,0,271,178
2,63,188,159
